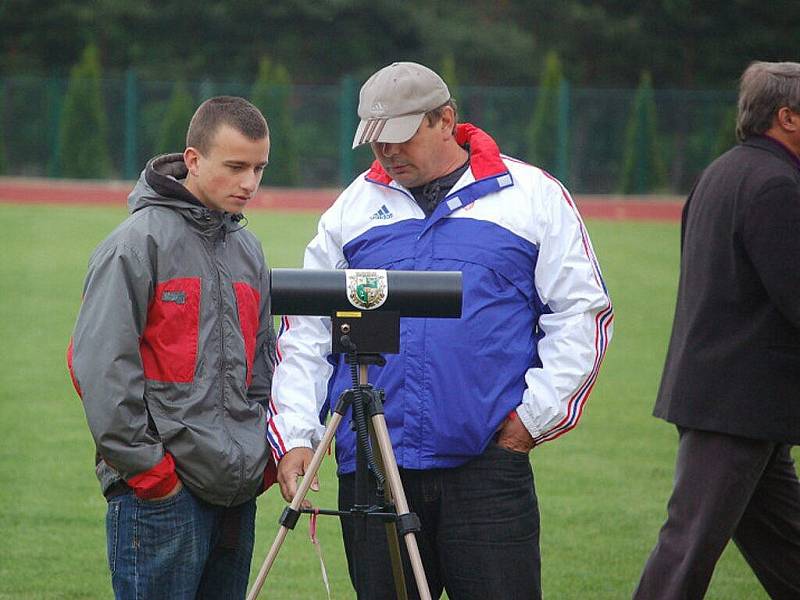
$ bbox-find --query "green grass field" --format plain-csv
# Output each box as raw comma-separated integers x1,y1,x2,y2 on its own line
0,202,778,599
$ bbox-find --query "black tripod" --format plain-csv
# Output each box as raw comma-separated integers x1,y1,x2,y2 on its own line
247,312,432,600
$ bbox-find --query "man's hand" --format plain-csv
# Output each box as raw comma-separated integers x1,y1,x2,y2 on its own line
277,447,319,504
495,412,536,453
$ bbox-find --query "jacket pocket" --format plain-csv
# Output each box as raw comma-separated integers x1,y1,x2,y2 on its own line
233,282,260,386
140,277,201,383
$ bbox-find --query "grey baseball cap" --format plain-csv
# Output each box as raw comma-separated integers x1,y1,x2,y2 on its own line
352,62,451,149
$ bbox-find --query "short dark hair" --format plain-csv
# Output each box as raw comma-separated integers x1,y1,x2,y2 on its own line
425,99,459,134
186,96,269,153
736,61,800,141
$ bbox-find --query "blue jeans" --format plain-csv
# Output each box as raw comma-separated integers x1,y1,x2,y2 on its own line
106,485,256,600
339,443,541,600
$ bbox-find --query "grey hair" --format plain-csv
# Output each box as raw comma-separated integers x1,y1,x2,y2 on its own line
737,61,800,141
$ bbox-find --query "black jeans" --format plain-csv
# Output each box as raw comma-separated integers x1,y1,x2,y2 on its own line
338,443,541,600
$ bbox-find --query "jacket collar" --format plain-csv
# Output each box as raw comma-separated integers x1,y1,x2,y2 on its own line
364,123,513,236
365,122,509,187
745,135,800,171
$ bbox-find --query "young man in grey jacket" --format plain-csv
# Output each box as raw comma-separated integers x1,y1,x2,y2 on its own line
68,96,276,599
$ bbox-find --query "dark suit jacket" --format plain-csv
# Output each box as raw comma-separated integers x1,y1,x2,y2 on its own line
655,135,800,443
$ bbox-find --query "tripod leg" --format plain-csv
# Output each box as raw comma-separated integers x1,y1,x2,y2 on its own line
360,365,410,600
246,411,344,600
368,423,410,600
370,413,433,600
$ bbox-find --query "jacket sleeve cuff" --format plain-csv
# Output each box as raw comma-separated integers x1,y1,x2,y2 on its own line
127,453,179,499
271,437,314,461
515,404,543,441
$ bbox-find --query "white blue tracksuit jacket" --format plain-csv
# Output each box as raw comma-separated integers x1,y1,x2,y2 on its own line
269,124,614,474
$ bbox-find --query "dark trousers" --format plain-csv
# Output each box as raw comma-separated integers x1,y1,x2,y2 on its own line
338,443,541,600
634,428,800,600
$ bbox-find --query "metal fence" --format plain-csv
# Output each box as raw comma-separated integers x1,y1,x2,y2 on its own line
0,71,737,194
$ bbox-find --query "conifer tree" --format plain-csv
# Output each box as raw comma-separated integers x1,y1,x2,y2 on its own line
526,51,563,172
250,57,299,186
157,81,194,155
0,86,5,175
440,53,461,107
58,44,112,178
619,71,667,193
712,105,738,160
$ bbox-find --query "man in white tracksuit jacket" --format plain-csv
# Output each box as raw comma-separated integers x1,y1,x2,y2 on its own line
268,62,613,600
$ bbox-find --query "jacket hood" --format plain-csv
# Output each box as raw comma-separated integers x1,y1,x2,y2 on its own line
128,153,245,231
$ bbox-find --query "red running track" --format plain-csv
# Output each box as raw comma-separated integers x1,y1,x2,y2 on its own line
0,177,683,222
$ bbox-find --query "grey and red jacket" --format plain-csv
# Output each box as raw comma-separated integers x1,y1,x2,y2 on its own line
68,154,275,507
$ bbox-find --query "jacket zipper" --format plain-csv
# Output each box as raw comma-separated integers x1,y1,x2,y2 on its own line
211,223,246,504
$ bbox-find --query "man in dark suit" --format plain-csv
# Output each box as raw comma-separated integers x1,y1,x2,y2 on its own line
634,61,800,600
